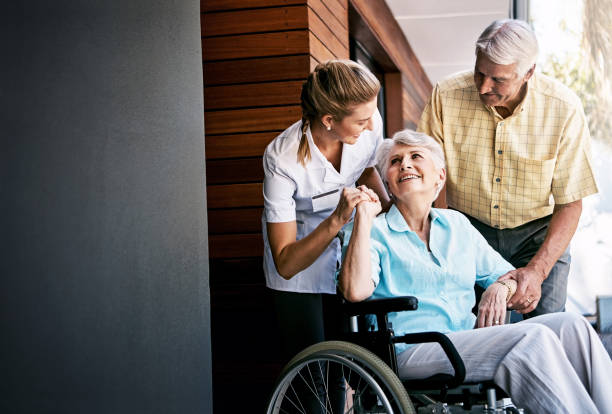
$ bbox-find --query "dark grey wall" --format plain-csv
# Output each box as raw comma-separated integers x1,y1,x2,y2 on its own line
1,1,211,413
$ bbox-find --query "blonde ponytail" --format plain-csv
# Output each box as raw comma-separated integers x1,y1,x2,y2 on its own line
297,118,311,166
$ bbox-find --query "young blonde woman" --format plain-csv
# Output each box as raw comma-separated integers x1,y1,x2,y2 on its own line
262,60,390,412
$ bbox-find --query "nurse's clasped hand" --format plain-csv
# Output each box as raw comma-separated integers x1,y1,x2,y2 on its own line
331,185,379,224
267,185,379,280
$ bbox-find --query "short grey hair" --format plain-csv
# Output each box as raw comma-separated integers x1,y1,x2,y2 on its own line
375,129,446,199
475,19,538,76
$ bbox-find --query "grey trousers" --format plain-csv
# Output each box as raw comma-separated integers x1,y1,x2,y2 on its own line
397,313,612,414
466,214,570,317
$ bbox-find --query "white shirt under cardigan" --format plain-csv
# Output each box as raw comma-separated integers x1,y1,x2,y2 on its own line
262,110,383,294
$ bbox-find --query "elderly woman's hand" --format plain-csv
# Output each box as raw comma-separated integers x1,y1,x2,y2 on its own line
332,187,372,224
355,186,382,221
476,283,508,328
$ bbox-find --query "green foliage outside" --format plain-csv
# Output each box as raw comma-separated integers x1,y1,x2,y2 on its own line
535,0,612,147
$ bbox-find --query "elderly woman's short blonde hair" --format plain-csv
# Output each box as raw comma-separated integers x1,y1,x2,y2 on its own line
375,129,446,199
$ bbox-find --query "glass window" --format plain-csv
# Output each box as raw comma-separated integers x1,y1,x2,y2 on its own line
530,0,612,315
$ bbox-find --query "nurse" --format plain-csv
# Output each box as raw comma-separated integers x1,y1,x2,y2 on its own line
262,60,389,410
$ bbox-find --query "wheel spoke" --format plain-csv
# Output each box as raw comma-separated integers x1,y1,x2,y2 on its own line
298,364,327,411
281,380,306,414
267,341,414,414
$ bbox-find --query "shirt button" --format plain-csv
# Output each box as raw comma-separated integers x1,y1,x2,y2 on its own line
495,177,501,182
497,150,503,155
494,205,499,209
499,121,504,126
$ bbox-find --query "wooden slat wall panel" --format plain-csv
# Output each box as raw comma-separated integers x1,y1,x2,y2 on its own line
308,0,348,48
205,132,278,159
202,6,308,36
206,158,264,185
204,81,303,110
309,31,337,63
202,0,305,12
204,55,311,86
209,234,264,258
206,183,263,209
307,7,349,59
319,0,348,28
203,31,309,61
205,106,301,135
334,0,348,9
208,208,263,234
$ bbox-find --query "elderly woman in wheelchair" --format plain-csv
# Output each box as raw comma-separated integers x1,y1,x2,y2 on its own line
333,129,612,414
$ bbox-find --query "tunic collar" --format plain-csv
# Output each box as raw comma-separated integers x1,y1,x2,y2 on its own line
305,122,356,185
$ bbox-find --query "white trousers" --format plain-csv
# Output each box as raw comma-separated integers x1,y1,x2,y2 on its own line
396,312,612,414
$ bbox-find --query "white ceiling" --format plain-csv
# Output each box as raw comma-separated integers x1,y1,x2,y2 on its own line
386,0,512,84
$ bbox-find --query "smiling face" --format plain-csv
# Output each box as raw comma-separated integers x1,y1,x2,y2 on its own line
385,144,445,204
474,52,533,112
326,97,378,145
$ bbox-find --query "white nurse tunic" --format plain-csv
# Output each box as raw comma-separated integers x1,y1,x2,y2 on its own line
262,110,383,294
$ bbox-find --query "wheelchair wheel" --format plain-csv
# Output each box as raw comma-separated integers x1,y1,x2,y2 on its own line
267,340,415,414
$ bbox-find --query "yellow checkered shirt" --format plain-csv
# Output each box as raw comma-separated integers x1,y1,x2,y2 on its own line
418,71,598,229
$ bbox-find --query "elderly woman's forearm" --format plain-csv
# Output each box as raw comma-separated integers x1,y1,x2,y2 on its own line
339,215,376,302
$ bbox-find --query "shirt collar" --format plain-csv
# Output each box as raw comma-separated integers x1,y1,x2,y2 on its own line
304,123,327,168
305,121,348,185
385,204,447,233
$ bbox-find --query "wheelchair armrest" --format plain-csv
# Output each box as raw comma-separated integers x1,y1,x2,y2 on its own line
342,296,418,317
394,331,466,388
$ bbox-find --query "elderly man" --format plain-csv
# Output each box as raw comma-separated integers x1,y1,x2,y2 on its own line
418,19,598,318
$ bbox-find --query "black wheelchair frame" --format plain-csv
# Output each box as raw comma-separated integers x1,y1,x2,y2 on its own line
266,296,522,414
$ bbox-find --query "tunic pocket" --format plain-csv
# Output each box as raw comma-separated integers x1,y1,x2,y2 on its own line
311,187,342,213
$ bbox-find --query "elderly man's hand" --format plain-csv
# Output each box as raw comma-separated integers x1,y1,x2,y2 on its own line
498,266,545,314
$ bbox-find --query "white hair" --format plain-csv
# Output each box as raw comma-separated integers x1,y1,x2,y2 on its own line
375,129,446,200
475,19,539,76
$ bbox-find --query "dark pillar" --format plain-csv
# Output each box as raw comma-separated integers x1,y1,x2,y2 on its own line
1,1,211,413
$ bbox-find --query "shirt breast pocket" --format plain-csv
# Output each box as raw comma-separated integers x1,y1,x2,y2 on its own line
514,156,556,203
311,188,342,213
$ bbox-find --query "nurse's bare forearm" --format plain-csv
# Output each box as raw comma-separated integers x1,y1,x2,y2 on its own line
268,214,345,279
338,213,376,302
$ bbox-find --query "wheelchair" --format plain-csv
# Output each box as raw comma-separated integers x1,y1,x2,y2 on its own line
266,296,523,414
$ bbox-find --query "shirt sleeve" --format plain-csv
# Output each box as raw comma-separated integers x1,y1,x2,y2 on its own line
551,101,599,204
365,109,384,168
263,150,297,223
417,83,445,146
467,218,515,289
